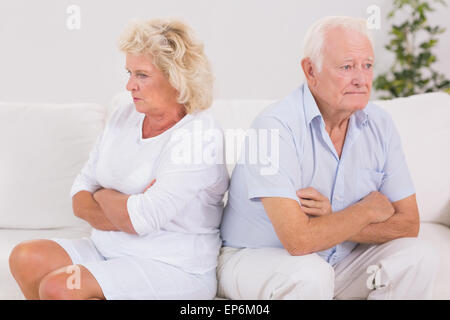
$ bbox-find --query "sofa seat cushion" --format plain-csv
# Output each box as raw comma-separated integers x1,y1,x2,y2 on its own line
418,222,450,299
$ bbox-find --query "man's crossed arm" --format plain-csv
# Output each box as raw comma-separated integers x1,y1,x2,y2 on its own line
262,189,419,256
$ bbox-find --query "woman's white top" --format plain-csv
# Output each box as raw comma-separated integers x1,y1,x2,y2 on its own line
70,102,229,274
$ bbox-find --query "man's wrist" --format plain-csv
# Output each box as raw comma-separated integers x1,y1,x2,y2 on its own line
353,201,373,225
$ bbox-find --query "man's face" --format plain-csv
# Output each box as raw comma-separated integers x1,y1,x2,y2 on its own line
312,27,374,112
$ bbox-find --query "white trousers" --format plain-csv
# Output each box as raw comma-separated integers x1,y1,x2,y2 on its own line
217,237,440,300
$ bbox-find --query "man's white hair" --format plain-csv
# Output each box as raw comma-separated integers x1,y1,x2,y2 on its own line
303,16,374,72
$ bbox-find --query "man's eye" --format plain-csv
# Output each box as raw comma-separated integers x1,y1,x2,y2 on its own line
365,63,373,69
342,65,352,71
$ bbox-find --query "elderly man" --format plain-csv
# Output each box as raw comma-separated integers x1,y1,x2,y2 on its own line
218,16,439,300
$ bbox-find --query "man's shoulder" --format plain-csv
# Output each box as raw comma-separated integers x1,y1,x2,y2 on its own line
364,101,395,130
251,86,305,130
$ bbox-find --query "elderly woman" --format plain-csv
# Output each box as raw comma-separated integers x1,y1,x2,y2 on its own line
9,19,229,300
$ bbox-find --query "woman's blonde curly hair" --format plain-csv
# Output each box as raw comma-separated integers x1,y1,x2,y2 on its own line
118,19,213,114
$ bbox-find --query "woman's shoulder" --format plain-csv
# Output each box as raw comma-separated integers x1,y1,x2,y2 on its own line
184,109,224,133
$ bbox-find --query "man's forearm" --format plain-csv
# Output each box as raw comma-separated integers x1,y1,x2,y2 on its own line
347,211,419,244
301,202,373,254
72,191,121,231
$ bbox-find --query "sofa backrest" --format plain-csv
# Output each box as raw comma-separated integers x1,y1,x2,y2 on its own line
0,91,447,230
374,93,450,226
0,102,105,229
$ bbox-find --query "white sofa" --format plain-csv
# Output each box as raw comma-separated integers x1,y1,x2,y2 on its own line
0,91,449,300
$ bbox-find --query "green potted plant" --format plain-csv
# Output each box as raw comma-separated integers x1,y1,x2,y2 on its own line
374,0,450,99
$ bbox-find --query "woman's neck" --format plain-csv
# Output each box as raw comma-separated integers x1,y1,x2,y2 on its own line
142,106,187,139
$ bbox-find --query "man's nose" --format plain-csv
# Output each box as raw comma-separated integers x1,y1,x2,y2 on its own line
351,68,367,87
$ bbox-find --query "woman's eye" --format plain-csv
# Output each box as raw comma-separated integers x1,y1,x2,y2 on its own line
136,73,147,78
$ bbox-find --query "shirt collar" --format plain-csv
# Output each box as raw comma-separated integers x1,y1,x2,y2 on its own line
355,108,369,127
302,83,369,127
303,83,322,126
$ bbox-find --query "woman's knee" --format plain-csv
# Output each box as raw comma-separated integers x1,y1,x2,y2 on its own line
9,240,43,280
39,268,72,300
9,239,71,282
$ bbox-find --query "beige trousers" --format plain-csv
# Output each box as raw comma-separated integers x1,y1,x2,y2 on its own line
217,237,440,300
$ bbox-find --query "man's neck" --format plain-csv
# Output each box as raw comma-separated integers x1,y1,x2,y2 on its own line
309,88,352,136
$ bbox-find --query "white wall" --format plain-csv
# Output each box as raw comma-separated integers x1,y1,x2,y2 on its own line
0,0,449,106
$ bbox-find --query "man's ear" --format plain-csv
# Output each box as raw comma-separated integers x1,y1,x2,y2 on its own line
301,58,317,87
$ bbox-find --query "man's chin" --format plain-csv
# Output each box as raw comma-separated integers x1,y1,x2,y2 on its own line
343,96,370,110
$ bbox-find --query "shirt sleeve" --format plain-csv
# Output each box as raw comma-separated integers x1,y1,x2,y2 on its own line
70,131,104,197
379,118,416,202
243,115,301,203
126,126,228,236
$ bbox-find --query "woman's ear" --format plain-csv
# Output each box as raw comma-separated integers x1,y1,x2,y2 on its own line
301,58,317,87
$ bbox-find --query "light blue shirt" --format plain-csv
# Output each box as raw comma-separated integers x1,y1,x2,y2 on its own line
220,84,415,266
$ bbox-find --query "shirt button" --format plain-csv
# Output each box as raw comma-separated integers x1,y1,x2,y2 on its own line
335,195,342,201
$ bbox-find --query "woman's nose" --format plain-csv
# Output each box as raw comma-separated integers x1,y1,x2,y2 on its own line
126,77,138,91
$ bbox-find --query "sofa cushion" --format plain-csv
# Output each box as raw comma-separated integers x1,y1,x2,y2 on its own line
418,222,450,299
210,99,273,178
0,102,105,229
375,93,450,226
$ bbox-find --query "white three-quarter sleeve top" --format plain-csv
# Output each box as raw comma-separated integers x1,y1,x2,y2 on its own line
70,101,230,274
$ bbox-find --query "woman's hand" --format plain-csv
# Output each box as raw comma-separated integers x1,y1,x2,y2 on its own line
92,188,137,235
72,190,121,232
93,188,106,202
143,179,156,192
296,187,332,216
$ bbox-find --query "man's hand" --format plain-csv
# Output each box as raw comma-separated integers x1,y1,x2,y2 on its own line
358,191,395,224
295,188,395,225
348,193,418,244
296,187,332,216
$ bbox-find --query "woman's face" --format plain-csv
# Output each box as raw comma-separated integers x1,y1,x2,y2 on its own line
125,53,181,115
